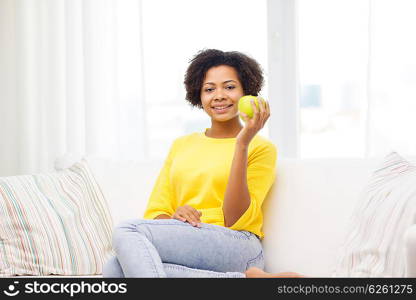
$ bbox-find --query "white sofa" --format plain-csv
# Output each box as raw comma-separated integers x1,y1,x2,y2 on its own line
55,154,416,277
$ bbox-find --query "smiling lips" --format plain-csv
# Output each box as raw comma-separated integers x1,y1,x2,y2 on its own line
212,104,233,113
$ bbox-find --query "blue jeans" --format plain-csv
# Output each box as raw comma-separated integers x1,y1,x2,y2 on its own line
103,219,264,278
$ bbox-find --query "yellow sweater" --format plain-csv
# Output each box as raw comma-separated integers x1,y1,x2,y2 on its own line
143,129,277,239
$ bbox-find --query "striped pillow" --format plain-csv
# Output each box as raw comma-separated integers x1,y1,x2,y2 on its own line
0,159,113,276
333,151,416,277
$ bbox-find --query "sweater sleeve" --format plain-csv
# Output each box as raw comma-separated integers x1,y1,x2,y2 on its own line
229,142,277,231
143,139,179,220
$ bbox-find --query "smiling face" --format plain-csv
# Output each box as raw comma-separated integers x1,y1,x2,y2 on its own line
200,65,245,122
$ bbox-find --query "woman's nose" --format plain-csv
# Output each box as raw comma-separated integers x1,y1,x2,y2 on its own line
214,88,226,100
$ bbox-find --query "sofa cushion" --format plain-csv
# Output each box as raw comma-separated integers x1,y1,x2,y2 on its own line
332,151,416,277
0,159,113,276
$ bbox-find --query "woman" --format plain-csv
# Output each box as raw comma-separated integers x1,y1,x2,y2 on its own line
103,49,303,278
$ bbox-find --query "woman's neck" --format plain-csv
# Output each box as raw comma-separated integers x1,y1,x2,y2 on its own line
206,120,243,138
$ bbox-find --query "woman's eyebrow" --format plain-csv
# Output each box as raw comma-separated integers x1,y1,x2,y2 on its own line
203,80,237,85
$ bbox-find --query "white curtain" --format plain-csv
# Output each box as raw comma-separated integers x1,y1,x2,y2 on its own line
0,0,147,176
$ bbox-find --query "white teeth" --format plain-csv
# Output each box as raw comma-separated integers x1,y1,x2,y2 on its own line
213,105,232,110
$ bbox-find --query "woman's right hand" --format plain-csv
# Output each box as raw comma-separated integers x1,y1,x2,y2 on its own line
172,205,202,227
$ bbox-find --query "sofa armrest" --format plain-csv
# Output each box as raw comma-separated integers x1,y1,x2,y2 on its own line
405,224,416,277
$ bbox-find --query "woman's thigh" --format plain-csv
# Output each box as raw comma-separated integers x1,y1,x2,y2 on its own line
114,218,264,273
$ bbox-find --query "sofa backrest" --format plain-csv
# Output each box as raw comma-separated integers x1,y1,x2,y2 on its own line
262,158,381,276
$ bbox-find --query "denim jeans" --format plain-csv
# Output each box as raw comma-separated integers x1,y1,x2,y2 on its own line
103,218,264,278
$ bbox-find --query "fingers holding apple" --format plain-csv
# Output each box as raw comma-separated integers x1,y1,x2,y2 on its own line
238,95,270,128
236,95,270,146
256,96,270,127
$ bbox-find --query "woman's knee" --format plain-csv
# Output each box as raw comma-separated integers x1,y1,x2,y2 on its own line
112,219,152,245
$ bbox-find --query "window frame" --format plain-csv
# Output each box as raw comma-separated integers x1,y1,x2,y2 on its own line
267,0,300,158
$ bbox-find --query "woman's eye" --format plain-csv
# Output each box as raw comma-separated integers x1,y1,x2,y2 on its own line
204,86,234,92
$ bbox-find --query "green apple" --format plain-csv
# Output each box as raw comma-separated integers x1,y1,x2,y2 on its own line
238,95,262,121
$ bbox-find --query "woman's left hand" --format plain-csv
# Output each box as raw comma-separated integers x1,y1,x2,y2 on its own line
236,96,270,147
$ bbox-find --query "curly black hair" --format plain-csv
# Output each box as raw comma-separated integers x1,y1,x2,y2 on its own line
184,49,264,109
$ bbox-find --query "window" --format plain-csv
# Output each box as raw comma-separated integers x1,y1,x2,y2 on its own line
298,0,369,158
297,0,416,158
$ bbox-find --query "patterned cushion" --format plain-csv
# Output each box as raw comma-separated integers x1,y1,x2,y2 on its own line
0,159,113,276
333,151,416,277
